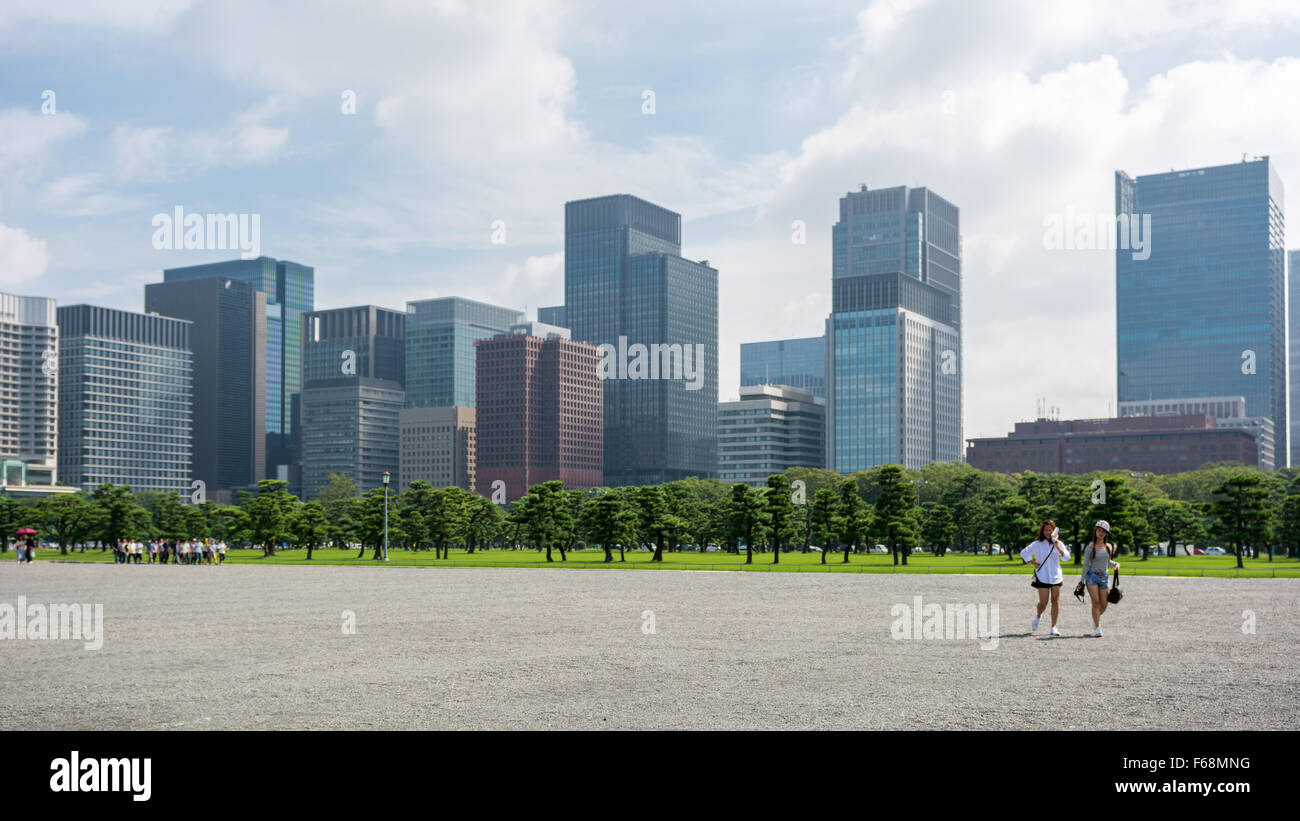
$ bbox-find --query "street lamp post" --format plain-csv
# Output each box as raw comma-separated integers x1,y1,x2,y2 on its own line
382,471,391,562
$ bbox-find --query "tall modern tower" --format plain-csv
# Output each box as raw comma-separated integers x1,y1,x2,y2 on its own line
826,185,962,472
564,194,718,486
145,276,266,501
1116,158,1286,464
0,292,58,488
404,297,522,408
1290,249,1300,468
299,305,406,499
163,257,313,482
57,305,192,494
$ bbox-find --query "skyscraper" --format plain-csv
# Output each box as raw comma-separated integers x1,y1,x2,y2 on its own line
564,194,718,486
299,305,405,500
0,292,58,489
163,257,313,482
145,276,266,500
1290,248,1300,468
1116,158,1286,464
740,336,826,398
404,297,523,408
826,185,962,472
474,322,602,500
57,305,193,494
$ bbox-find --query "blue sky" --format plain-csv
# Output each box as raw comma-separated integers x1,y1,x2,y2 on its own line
3,0,1300,439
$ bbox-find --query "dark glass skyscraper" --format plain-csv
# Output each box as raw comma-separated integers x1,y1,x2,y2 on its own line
740,336,826,398
145,277,266,500
564,194,718,486
163,256,313,482
1116,158,1286,464
826,185,962,472
57,305,193,494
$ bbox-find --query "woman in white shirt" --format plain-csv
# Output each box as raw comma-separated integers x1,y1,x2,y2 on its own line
1020,520,1070,636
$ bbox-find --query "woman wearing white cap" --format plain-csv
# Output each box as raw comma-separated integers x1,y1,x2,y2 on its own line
1020,519,1070,636
1077,520,1120,637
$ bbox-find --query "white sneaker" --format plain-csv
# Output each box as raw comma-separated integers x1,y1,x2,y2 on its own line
1094,627,1103,637
1050,626,1061,636
1031,617,1040,631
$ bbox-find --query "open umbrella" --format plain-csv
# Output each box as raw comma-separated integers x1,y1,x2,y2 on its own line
15,528,36,536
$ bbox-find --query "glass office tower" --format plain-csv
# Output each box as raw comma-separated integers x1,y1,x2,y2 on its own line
1290,249,1300,468
145,277,266,499
1116,158,1286,465
826,185,962,472
564,194,718,486
57,305,193,494
404,297,522,408
163,257,313,482
740,336,826,398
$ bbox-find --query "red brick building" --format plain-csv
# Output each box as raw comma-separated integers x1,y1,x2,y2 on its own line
966,413,1260,475
474,323,603,501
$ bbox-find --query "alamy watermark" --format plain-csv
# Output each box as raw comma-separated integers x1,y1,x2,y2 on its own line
597,335,706,390
890,595,999,650
0,596,103,650
151,206,261,259
1043,210,1151,261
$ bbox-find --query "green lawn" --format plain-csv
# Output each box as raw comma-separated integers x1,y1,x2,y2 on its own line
25,546,1300,577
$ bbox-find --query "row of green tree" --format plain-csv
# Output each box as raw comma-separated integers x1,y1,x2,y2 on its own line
4,461,1297,570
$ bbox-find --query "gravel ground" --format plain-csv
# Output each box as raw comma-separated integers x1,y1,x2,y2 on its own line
1,562,1296,730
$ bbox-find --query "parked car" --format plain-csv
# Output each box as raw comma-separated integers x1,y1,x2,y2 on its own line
1205,546,1227,555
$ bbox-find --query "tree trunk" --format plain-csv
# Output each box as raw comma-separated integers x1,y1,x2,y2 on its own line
603,543,613,563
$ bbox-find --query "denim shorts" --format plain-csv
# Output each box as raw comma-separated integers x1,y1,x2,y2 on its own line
1085,569,1109,588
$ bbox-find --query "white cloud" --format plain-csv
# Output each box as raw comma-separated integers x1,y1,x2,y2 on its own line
0,224,51,287
0,107,88,176
39,173,145,217
112,105,290,183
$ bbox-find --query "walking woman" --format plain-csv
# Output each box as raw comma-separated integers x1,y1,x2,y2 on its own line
1020,520,1070,635
1078,520,1120,637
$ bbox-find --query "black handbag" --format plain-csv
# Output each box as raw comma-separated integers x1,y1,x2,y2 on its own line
1107,567,1122,604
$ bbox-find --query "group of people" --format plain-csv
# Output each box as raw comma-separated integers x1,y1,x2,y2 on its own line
113,539,228,565
1021,519,1120,637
